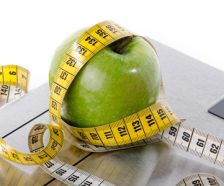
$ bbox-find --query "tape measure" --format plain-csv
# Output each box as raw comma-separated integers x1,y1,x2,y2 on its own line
177,173,224,186
0,21,224,186
0,65,28,107
48,20,180,147
0,65,114,185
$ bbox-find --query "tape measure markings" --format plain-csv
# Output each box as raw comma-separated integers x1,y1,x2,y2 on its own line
159,123,224,168
50,21,133,126
0,65,29,106
0,123,64,165
0,65,29,92
49,21,134,128
1,21,224,185
176,173,223,186
28,126,115,186
49,20,179,147
66,102,179,147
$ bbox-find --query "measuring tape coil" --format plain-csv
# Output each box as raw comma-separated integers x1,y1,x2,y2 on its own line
0,21,224,186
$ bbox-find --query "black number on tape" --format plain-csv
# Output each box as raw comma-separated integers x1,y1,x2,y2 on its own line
66,57,77,67
15,87,21,95
51,100,58,110
23,156,33,162
118,126,127,137
80,180,92,186
104,131,113,139
196,139,205,147
51,141,58,150
38,154,48,159
90,132,99,140
60,71,68,81
12,152,19,160
51,114,58,123
53,128,59,136
31,135,38,144
9,71,16,75
78,131,88,140
54,85,62,95
207,177,217,185
75,45,87,56
45,161,55,168
192,179,202,186
22,74,27,79
56,168,67,176
132,120,142,132
106,24,118,34
210,144,219,154
1,85,9,95
95,29,108,39
146,114,155,127
85,36,98,46
182,132,190,142
34,125,45,131
169,126,177,136
157,109,166,120
67,174,79,182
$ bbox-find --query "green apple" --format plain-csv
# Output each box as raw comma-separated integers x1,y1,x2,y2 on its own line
49,30,161,128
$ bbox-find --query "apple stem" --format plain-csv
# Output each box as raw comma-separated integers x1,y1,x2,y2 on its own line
111,36,134,54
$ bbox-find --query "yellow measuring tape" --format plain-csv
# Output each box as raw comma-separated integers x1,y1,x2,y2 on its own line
0,65,64,165
49,20,179,147
0,21,224,186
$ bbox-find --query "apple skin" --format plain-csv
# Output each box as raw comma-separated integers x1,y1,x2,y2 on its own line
49,31,161,128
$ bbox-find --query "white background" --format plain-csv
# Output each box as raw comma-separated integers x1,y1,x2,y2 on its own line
0,0,223,90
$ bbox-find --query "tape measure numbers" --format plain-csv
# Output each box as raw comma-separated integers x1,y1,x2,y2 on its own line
177,173,224,186
0,21,224,186
0,64,116,185
49,20,179,147
0,65,29,106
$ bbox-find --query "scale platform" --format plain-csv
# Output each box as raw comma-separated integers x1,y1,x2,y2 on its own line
1,40,224,186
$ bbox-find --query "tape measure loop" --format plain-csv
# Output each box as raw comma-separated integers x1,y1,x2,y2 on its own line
1,21,224,186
